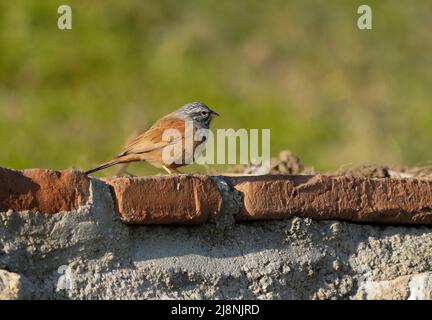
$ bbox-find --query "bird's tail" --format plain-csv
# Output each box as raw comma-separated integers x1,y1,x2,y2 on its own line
85,157,124,175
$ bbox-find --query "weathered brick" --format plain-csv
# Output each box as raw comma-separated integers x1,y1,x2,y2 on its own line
0,168,90,214
105,175,222,225
2,168,432,225
227,175,432,224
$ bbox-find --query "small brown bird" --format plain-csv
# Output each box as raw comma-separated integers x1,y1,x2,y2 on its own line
85,102,219,175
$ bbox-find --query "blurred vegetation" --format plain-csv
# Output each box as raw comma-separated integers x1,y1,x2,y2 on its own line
1,0,432,175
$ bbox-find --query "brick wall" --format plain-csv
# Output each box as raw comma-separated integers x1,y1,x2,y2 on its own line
1,167,432,225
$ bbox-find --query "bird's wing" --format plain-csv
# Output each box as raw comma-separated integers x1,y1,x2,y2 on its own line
119,116,186,156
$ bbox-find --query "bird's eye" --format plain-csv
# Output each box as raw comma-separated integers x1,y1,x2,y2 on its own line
201,111,209,116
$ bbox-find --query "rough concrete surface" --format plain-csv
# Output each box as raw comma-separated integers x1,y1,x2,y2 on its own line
1,177,432,300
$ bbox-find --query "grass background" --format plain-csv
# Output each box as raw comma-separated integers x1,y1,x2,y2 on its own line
1,0,431,175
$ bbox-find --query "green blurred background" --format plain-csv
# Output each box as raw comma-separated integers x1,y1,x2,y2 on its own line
1,0,431,175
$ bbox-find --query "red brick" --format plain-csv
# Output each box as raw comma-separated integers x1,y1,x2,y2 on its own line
105,175,222,225
227,175,432,225
0,168,90,214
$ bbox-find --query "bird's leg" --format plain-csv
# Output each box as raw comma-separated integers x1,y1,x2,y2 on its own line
124,171,136,177
162,165,174,175
162,165,182,175
172,168,182,174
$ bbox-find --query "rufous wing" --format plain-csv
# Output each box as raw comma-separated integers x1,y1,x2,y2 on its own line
119,116,186,156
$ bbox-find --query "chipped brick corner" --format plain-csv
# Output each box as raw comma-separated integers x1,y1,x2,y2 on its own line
0,167,90,214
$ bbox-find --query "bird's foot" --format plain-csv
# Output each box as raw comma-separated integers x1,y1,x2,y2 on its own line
162,165,182,175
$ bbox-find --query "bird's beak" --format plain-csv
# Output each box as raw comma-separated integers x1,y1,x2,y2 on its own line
211,110,220,117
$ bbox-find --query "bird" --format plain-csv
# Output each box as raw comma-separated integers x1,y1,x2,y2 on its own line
85,102,219,175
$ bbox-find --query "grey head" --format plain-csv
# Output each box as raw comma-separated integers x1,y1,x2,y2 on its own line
174,101,219,128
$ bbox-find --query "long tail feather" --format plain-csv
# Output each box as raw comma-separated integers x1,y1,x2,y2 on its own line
85,158,123,175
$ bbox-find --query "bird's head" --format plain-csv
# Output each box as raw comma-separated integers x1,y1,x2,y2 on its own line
175,101,219,128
